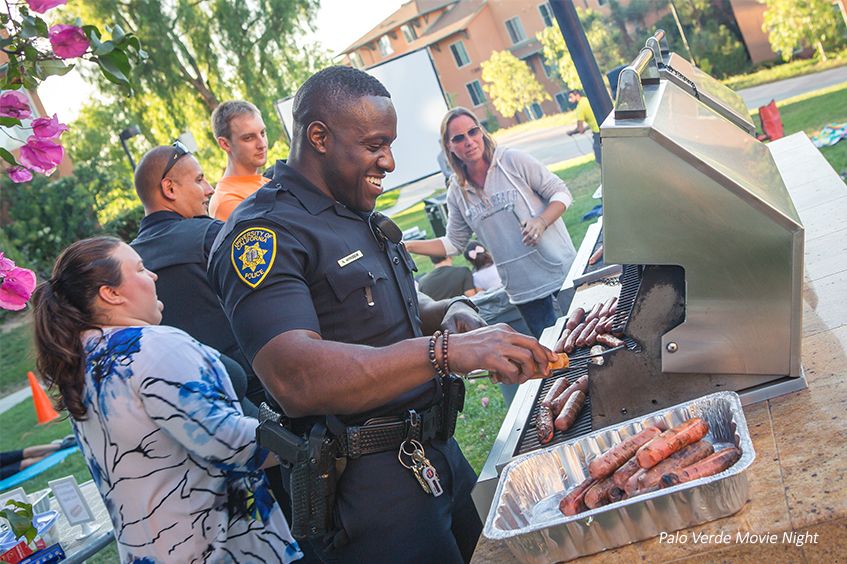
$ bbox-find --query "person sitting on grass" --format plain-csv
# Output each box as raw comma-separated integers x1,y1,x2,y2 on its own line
29,236,302,564
0,436,76,480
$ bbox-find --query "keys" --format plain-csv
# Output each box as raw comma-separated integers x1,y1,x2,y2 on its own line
398,439,443,497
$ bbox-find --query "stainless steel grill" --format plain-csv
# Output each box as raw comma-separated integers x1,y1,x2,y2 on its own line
472,30,806,521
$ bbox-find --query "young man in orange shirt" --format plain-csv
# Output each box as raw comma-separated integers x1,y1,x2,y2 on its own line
209,100,270,220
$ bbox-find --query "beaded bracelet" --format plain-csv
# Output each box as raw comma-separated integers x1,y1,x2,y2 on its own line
441,330,451,375
429,331,446,376
539,215,549,228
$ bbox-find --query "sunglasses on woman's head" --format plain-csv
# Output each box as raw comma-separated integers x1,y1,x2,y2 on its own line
161,141,191,181
450,126,482,145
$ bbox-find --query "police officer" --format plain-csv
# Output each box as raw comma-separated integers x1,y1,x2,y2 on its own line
207,66,556,564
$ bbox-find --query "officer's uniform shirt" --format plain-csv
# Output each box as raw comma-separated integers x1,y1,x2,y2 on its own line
208,160,438,425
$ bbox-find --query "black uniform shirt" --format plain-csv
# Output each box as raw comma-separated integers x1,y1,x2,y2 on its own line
130,211,252,371
208,161,436,424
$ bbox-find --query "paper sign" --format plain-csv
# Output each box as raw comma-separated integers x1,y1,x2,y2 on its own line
47,477,94,526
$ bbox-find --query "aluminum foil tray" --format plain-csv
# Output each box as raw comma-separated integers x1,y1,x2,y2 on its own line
483,391,755,563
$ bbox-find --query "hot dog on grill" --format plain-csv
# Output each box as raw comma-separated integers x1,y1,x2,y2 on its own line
554,327,572,353
584,302,603,324
536,405,554,444
554,390,585,432
597,296,617,321
563,322,585,354
549,375,588,417
595,333,624,349
566,308,585,331
541,376,570,408
575,318,600,349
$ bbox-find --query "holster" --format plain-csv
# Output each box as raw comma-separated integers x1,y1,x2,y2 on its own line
438,374,465,441
257,404,339,540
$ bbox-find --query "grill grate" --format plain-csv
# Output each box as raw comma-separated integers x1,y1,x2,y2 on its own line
515,365,593,456
610,265,643,334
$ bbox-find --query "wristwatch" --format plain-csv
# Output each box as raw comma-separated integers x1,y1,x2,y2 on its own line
446,295,479,313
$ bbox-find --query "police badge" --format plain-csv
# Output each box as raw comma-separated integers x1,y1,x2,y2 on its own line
231,227,276,288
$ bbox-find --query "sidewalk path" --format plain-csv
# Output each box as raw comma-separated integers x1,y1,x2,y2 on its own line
0,386,33,415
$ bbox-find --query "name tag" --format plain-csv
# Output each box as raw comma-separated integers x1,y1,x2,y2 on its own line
338,250,363,267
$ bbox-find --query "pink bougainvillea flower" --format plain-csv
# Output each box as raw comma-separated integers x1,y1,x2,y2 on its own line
31,114,68,140
25,0,67,14
481,397,490,408
0,253,14,276
0,266,37,310
19,137,64,175
8,166,34,183
0,90,32,120
48,25,90,59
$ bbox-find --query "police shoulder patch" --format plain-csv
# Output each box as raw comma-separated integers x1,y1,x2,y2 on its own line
231,227,276,288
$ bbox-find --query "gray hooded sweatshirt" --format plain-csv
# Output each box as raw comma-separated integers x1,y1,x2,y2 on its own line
438,146,577,304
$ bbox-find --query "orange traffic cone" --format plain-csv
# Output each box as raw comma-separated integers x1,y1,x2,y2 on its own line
28,371,60,425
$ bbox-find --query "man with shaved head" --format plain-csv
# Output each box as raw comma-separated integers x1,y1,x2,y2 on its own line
130,143,262,416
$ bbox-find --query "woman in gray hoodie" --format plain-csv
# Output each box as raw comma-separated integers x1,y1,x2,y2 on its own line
406,107,577,339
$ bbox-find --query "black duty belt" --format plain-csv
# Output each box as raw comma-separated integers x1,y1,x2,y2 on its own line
337,405,443,459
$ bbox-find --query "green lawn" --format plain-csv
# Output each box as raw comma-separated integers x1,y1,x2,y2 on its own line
0,324,36,397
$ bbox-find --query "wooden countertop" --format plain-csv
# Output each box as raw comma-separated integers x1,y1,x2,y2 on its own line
470,134,847,564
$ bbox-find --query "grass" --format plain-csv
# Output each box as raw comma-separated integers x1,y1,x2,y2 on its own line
722,49,847,91
752,82,847,176
0,323,36,397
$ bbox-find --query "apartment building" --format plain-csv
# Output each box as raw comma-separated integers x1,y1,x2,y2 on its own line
339,0,665,129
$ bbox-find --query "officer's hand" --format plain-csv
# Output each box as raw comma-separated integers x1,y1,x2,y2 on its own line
448,324,556,385
442,302,487,333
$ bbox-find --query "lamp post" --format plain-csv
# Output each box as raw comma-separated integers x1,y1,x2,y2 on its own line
119,125,141,171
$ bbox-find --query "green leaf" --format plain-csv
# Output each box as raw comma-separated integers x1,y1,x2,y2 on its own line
84,25,102,41
0,501,37,545
100,49,132,81
0,117,21,128
21,73,38,90
94,39,115,56
111,24,126,43
94,55,130,91
23,44,38,62
0,148,19,166
38,59,75,78
20,16,48,39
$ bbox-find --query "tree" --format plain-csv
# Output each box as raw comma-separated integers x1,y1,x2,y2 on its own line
480,51,550,121
71,0,331,154
760,0,846,62
537,8,628,92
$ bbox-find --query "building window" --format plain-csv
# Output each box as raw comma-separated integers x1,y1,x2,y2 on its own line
505,16,527,45
525,103,544,121
401,24,417,43
539,53,554,78
539,3,554,27
466,81,486,106
378,35,393,57
450,40,471,68
555,91,570,112
349,51,364,69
